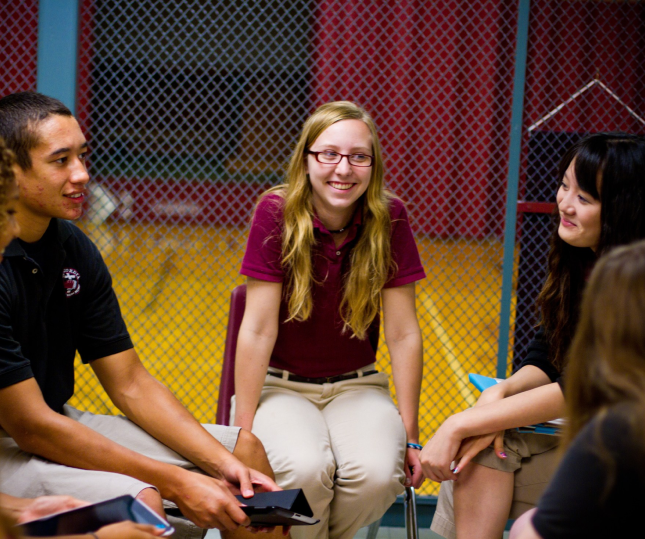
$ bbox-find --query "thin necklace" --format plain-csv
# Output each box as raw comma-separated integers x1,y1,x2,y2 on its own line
328,227,346,234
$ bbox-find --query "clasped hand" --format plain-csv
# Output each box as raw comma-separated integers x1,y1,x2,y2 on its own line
420,388,508,482
419,421,506,482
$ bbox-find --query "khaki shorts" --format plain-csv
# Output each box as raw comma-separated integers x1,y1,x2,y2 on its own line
0,405,240,539
430,431,560,539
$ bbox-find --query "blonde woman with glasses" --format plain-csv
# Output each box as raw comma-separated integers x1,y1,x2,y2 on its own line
232,101,426,539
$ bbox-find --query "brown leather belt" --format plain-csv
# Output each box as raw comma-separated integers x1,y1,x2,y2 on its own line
267,369,378,385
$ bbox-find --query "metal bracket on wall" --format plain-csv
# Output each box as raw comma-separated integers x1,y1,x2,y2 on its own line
528,77,645,132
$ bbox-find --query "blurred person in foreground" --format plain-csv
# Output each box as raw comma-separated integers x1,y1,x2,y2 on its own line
510,240,645,539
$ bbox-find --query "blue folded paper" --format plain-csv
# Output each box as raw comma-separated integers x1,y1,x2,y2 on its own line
468,373,563,435
468,373,503,392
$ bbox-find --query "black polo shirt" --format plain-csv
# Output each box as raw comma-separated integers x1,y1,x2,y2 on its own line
0,219,133,413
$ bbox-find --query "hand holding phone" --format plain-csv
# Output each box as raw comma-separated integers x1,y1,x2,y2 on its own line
18,495,174,537
235,489,319,526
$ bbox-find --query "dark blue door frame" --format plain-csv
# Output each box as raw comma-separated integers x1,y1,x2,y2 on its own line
496,0,531,379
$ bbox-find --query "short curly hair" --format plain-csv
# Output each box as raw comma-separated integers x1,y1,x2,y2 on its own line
0,136,17,233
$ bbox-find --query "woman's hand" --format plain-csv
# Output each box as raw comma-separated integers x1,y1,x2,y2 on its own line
404,446,425,488
443,384,508,474
419,386,508,482
453,431,506,474
419,422,506,482
94,521,166,538
437,383,508,475
419,416,463,482
16,495,89,523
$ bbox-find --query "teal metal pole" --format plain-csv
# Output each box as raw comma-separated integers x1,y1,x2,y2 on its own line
496,0,531,379
37,0,80,114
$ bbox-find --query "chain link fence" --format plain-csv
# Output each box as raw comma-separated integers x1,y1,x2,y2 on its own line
72,0,519,498
2,0,645,499
0,0,38,96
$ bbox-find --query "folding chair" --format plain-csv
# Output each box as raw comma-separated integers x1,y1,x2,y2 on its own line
215,284,246,426
216,284,418,539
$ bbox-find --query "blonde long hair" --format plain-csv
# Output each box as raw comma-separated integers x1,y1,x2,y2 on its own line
263,101,394,339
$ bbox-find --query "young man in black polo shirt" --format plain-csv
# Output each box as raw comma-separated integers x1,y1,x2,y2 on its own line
0,92,281,539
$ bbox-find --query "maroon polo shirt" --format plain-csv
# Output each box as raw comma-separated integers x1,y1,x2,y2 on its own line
241,193,426,377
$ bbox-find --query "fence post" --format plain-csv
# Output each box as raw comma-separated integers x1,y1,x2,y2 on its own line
496,0,531,379
37,0,80,113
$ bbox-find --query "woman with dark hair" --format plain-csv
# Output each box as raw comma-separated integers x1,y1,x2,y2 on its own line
233,101,426,539
511,239,645,539
421,133,645,539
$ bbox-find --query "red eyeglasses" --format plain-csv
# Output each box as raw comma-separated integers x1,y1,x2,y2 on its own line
307,150,374,167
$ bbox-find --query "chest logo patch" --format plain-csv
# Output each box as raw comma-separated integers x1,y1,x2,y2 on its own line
62,268,81,297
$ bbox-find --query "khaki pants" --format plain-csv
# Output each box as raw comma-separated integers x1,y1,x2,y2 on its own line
430,431,560,539
0,405,240,539
231,368,406,539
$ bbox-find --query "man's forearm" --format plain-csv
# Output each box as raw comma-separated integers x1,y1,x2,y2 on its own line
101,363,236,477
1,379,193,504
92,351,238,478
14,409,190,500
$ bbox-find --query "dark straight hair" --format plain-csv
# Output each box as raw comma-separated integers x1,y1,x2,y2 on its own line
0,92,72,170
558,133,645,254
537,133,645,371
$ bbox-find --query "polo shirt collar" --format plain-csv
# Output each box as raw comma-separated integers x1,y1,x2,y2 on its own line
3,218,71,258
313,205,364,235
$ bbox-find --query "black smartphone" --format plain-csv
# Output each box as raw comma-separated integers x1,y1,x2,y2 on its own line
240,505,319,526
18,494,175,537
235,489,319,526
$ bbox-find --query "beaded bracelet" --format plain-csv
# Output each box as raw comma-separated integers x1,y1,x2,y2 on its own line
406,442,423,450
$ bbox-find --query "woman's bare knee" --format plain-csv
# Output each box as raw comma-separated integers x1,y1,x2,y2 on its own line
135,487,164,517
233,429,275,479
